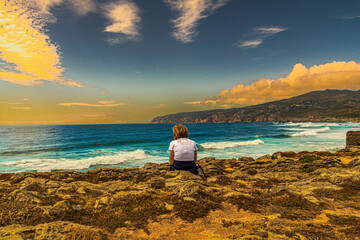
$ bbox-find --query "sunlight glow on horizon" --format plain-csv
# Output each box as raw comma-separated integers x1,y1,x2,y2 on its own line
1,0,360,125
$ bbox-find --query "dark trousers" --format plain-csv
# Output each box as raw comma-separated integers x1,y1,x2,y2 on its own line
170,160,199,175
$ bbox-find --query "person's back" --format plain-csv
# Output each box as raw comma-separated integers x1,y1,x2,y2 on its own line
169,124,198,175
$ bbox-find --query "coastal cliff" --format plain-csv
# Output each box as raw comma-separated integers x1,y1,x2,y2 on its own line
1,147,360,239
151,89,360,123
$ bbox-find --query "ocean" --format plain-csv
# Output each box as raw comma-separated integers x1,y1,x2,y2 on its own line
0,122,359,173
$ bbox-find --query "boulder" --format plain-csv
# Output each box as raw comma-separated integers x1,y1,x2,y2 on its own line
272,151,297,158
9,190,42,204
142,162,160,170
47,200,72,216
301,157,343,169
18,177,48,191
94,197,110,209
347,158,360,167
256,154,272,161
9,172,27,184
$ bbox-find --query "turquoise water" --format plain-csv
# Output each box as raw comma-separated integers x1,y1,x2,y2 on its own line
0,122,359,172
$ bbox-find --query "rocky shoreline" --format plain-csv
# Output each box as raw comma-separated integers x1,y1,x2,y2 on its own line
1,147,360,239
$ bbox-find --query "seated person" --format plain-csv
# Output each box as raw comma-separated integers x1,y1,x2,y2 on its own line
169,124,198,175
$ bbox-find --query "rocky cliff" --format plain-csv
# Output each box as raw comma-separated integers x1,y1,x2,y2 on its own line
1,147,360,239
151,89,360,123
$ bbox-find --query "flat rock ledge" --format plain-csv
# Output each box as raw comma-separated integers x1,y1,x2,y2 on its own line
1,148,360,239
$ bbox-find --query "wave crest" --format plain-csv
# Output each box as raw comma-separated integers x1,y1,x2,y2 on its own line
200,139,264,149
0,149,146,172
291,127,330,137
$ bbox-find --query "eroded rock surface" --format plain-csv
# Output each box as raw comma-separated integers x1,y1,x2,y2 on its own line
0,148,360,239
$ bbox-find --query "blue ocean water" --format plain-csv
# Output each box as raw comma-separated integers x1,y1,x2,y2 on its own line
0,122,359,172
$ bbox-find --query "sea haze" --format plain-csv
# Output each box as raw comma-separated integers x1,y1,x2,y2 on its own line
0,122,359,173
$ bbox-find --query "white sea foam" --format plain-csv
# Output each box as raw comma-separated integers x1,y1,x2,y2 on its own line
299,122,341,128
291,127,330,137
0,149,146,172
200,139,264,149
299,122,315,128
283,122,298,126
323,123,340,127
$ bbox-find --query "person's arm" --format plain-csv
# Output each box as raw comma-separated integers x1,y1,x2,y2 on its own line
194,151,197,165
169,150,175,165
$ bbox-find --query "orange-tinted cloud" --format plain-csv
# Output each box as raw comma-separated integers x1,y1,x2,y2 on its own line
59,99,128,107
102,0,141,44
12,107,32,110
165,0,228,43
186,61,360,106
98,100,117,104
152,103,167,108
0,0,84,87
27,0,95,17
7,102,23,105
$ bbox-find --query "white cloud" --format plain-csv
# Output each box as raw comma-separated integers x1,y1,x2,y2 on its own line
164,0,228,43
234,39,263,49
235,26,286,49
254,26,286,36
102,0,141,44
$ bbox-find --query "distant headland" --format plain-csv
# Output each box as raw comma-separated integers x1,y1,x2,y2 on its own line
151,89,360,123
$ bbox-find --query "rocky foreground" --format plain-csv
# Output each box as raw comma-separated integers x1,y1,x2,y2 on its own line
1,148,360,240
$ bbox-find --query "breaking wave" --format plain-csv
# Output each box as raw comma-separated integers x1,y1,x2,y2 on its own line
291,127,330,137
0,149,146,172
200,139,264,149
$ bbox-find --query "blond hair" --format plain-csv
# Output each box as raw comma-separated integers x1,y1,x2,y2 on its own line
172,124,189,140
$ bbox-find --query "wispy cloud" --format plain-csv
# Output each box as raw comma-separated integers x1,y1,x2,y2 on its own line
234,26,286,49
98,100,117,104
185,61,360,106
0,0,84,87
0,100,29,105
102,0,141,44
340,15,360,20
27,0,96,17
164,0,229,43
234,39,263,49
152,103,167,108
59,99,128,107
254,26,286,36
68,0,96,16
82,113,107,118
7,102,23,105
12,107,32,110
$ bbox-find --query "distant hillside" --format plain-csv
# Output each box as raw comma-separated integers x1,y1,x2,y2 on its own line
151,89,360,123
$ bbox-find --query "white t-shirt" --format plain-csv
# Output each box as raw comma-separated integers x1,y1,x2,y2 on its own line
168,138,198,162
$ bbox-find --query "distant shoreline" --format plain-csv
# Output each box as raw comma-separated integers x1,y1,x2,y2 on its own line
1,120,359,127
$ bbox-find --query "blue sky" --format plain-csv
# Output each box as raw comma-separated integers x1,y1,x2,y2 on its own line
1,0,360,124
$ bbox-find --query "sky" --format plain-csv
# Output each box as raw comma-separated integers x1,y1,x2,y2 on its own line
1,0,360,125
